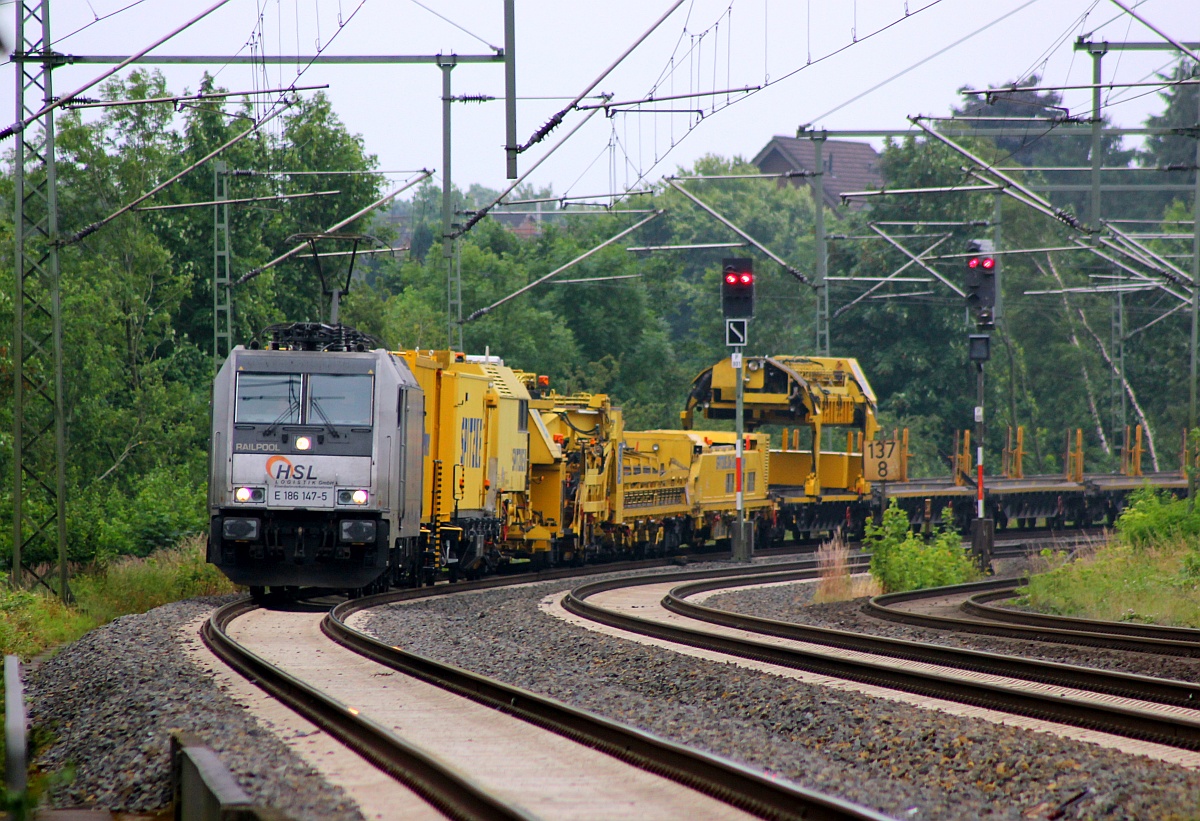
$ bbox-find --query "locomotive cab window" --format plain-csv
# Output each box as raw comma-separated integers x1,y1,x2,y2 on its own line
236,373,302,424
309,374,374,426
234,372,373,426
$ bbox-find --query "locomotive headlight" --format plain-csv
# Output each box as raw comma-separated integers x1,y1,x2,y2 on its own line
295,436,313,451
338,489,370,505
234,486,264,503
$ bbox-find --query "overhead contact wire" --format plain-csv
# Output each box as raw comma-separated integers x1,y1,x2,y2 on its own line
1,0,239,141
53,0,151,45
65,98,295,245
518,0,690,153
810,0,1040,125
619,0,944,197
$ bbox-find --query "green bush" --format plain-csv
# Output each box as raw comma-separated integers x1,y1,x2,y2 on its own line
0,585,94,660
1114,486,1200,549
70,466,208,563
863,499,983,593
1019,479,1200,627
1020,538,1200,627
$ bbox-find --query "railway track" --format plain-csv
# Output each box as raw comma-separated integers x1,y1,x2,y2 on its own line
866,579,1200,656
203,599,520,820
202,576,889,821
560,565,1200,756
194,538,1079,817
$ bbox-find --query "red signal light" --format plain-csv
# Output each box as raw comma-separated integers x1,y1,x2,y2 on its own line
721,257,754,318
967,257,980,268
981,257,995,270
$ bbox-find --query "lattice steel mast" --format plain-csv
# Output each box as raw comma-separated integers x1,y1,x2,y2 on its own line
213,161,233,367
12,0,69,598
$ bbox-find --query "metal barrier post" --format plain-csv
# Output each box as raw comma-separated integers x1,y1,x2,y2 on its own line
171,731,290,821
5,655,28,819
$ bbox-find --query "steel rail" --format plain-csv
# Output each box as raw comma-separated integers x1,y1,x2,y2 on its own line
963,588,1200,644
563,570,1200,750
289,541,844,608
202,599,532,821
329,582,887,821
867,581,1200,656
291,539,1021,612
662,573,1200,707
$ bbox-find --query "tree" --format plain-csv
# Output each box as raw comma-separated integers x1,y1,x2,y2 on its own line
1139,58,1200,218
952,75,1135,220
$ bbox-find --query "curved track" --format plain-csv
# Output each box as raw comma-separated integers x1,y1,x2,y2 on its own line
965,587,1200,643
329,582,888,821
203,599,527,821
865,580,1200,656
203,580,888,821
561,566,1200,754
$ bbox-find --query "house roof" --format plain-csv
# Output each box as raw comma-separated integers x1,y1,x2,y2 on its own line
752,136,882,210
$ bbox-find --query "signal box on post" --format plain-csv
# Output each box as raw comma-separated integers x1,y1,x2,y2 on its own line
721,258,755,319
964,239,996,328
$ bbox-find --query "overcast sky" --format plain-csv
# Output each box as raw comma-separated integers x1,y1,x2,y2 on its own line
2,0,1196,201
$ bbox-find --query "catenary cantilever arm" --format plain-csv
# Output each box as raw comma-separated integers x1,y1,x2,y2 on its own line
1,0,238,141
67,99,294,245
667,179,808,284
236,171,433,286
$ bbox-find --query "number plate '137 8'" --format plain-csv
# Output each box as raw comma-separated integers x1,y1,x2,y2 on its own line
864,440,899,482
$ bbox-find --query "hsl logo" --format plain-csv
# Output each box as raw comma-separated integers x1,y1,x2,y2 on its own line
265,455,318,480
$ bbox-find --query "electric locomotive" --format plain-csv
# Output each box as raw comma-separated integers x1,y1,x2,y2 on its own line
207,322,424,595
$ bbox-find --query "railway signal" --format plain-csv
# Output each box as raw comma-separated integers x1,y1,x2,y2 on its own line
721,258,755,319
964,239,996,329
965,239,996,567
718,259,754,561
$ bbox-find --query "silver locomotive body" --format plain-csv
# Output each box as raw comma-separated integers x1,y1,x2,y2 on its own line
207,345,424,590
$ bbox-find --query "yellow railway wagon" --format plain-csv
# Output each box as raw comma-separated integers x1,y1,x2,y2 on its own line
516,382,776,562
398,350,534,578
683,354,882,537
400,350,829,574
619,430,771,517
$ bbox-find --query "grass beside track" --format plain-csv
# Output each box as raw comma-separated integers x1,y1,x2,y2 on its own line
1,534,238,661
1020,489,1200,629
1,535,237,811
1020,538,1200,628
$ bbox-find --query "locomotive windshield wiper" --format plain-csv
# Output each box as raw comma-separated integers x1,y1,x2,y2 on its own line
263,399,301,437
308,396,341,439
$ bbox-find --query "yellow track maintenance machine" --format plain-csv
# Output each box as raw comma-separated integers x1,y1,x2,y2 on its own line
516,376,771,564
681,355,893,539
